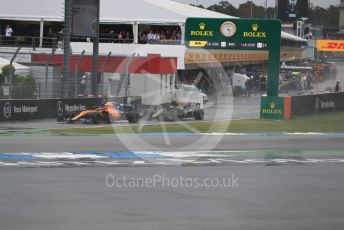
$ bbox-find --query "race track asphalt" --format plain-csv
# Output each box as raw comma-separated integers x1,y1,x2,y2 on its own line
0,165,343,230
0,133,343,152
0,64,343,229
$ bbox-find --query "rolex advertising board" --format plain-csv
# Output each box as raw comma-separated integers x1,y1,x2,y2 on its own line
185,18,281,51
185,18,281,98
260,96,285,119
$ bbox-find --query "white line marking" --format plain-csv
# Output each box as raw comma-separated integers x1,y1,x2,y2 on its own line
0,162,19,166
16,161,45,166
160,153,229,158
35,161,64,166
243,159,268,163
61,161,91,165
31,153,108,159
162,159,195,163
161,124,171,146
133,161,146,165
92,161,126,165
284,132,326,135
154,162,169,165
209,159,221,163
203,133,248,136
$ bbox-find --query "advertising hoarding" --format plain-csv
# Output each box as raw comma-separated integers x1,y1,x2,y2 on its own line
185,18,281,51
316,40,344,52
72,0,99,37
185,17,281,97
278,0,308,22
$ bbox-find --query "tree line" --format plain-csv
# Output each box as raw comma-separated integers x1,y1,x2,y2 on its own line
192,1,339,27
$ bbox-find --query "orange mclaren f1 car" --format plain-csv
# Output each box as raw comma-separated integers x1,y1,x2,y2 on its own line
58,102,140,124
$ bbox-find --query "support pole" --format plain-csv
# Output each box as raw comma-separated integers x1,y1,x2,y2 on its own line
8,47,21,99
91,1,100,97
100,51,112,96
250,1,253,18
264,0,267,19
133,22,138,44
124,53,136,97
9,47,21,85
267,25,281,97
180,23,185,45
74,50,85,98
39,18,44,48
45,48,56,98
64,0,72,97
92,37,99,97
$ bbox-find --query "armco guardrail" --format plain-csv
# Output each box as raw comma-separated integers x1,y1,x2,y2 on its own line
291,92,344,116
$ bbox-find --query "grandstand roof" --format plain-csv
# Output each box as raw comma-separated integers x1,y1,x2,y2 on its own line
0,0,305,42
0,0,231,24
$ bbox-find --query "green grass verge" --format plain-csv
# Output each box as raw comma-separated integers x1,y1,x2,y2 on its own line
48,111,344,135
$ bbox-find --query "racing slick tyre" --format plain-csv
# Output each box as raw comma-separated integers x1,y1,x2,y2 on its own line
193,109,204,120
67,112,77,123
127,112,140,123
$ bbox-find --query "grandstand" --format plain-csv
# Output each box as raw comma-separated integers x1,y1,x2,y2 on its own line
0,0,306,59
0,0,308,98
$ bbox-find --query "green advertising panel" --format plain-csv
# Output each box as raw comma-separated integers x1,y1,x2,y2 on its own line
260,96,284,119
185,18,280,50
185,18,281,97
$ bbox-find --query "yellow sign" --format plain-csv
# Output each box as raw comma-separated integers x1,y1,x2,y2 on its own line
243,24,267,38
189,41,208,47
261,102,282,115
199,23,206,30
316,40,344,52
189,23,214,37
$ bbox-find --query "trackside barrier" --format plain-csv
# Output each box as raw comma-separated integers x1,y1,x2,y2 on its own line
0,97,142,121
260,96,291,120
291,92,344,116
261,92,344,119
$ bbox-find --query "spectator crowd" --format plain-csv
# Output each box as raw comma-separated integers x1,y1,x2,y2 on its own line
139,28,181,44
98,27,182,44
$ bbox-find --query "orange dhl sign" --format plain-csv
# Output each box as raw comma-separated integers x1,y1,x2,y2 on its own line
316,40,344,52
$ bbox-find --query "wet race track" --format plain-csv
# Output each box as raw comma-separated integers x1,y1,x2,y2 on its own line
1,165,344,230
0,63,344,230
